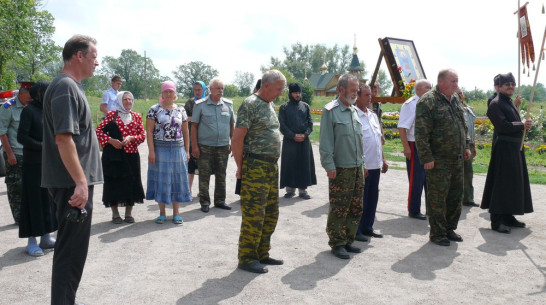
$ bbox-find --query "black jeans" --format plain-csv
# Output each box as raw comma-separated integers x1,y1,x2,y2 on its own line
49,186,94,305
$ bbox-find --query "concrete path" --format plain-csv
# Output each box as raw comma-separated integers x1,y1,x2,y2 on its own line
0,143,545,304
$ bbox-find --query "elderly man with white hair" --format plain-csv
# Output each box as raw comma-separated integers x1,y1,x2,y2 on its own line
191,77,235,213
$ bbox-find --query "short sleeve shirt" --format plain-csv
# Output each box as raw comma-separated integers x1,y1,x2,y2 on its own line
0,96,25,155
398,95,419,141
357,107,382,170
42,74,103,188
146,104,187,143
192,96,234,146
101,87,118,111
236,94,280,158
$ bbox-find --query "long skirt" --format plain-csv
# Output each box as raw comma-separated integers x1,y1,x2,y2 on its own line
102,152,145,207
146,140,192,204
19,161,57,238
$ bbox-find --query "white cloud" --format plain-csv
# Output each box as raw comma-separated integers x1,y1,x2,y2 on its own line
44,0,545,91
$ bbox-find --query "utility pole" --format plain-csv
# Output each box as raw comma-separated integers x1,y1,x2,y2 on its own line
144,51,148,101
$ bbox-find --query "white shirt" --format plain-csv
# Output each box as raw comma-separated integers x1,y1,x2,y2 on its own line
357,107,383,170
101,87,118,111
397,95,419,141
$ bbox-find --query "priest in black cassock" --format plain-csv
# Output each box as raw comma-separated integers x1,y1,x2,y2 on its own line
481,72,533,234
279,83,317,199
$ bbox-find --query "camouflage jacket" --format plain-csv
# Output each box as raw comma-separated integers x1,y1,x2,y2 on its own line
236,94,281,158
415,86,469,164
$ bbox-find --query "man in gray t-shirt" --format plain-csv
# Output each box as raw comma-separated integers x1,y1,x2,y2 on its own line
42,34,103,305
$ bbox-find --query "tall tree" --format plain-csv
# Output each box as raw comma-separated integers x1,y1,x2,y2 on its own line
233,71,254,97
265,43,352,79
0,0,36,89
15,9,59,82
173,61,218,98
99,49,163,99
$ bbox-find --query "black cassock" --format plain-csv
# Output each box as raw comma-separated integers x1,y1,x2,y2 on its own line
481,93,533,215
278,100,317,189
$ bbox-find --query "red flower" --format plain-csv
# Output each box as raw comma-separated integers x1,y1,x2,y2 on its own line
411,78,416,82
398,66,402,71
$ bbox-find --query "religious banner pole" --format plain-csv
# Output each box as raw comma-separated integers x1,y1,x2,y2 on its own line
521,26,546,150
516,0,526,106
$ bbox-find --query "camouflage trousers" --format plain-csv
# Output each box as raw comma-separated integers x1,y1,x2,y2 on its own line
425,159,463,239
463,156,474,203
326,167,364,249
3,152,23,224
197,145,229,206
238,158,279,264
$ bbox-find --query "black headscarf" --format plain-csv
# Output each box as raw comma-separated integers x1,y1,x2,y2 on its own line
28,81,50,108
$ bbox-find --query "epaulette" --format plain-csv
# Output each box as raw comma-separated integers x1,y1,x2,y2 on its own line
403,95,417,104
324,100,339,111
222,98,233,104
3,98,16,108
195,97,207,105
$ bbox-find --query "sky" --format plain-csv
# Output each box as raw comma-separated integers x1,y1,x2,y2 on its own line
41,0,545,92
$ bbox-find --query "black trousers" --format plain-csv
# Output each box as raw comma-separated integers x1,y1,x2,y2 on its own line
49,186,94,305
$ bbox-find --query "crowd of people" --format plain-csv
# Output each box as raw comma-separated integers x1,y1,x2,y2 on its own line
0,34,535,304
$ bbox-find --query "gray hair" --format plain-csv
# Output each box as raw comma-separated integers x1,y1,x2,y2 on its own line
415,79,431,90
261,69,287,85
209,77,224,89
338,74,359,90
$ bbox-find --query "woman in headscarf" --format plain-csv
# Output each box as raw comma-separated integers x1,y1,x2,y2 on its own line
17,81,57,256
146,81,191,224
95,91,146,224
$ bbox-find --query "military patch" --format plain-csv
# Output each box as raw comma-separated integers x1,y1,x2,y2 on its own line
195,97,208,104
324,100,339,111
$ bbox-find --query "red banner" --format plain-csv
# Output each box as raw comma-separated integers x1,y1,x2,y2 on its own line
518,5,535,69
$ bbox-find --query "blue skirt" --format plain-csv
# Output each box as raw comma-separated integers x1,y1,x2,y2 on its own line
146,140,192,204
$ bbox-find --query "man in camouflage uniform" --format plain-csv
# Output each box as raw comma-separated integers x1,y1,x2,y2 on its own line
232,70,286,273
191,78,234,213
0,83,33,224
415,69,471,246
319,74,365,259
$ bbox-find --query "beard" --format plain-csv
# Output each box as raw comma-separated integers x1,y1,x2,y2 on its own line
289,94,301,103
345,94,357,105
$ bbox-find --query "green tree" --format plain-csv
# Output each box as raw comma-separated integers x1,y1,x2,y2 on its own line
173,61,218,98
99,49,163,99
223,84,239,98
23,10,58,81
0,0,37,89
265,43,352,80
301,80,314,106
233,71,254,97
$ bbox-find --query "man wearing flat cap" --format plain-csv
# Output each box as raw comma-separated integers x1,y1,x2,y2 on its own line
278,82,316,199
481,72,533,234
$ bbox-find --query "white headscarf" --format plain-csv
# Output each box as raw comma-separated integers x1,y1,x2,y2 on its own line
116,91,134,124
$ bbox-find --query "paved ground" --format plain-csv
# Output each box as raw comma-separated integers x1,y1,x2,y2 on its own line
0,143,545,305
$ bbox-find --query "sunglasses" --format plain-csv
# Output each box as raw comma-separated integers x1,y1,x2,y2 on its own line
503,82,516,87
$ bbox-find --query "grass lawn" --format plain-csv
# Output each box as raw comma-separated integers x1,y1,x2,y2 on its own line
88,95,545,184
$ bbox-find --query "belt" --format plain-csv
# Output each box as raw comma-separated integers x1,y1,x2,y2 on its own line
497,135,521,143
244,152,278,163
